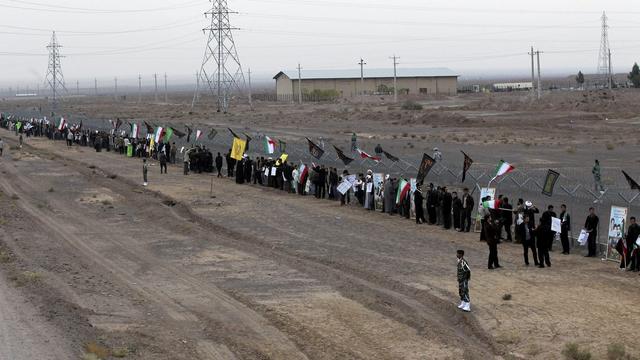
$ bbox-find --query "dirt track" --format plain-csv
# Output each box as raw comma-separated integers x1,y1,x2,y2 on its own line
1,129,640,359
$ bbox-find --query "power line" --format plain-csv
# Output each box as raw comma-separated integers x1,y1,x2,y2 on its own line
0,0,203,14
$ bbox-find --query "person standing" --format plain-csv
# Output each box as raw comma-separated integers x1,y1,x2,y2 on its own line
622,217,640,269
460,187,474,232
170,142,177,164
501,197,513,242
517,216,539,266
452,191,462,231
537,205,555,268
484,214,501,269
414,187,425,224
584,207,599,257
592,159,604,193
159,151,168,174
215,152,223,177
456,250,471,312
183,148,190,175
142,158,149,186
426,184,438,224
442,187,452,229
66,129,73,147
0,137,3,157
559,204,571,254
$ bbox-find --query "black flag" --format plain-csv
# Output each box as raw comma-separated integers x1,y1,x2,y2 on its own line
144,121,154,134
416,153,435,186
171,127,186,138
622,170,640,190
306,137,325,159
228,128,240,139
333,145,354,165
185,125,193,142
461,151,474,182
279,139,287,153
542,169,560,197
243,132,252,152
383,150,399,162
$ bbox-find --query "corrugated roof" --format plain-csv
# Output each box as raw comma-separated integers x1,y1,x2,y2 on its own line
274,68,458,80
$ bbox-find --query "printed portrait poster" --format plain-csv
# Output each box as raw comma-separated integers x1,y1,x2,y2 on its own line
410,178,417,217
477,188,496,214
373,173,384,211
606,205,628,261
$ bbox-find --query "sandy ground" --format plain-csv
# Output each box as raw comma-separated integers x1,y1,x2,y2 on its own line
0,123,639,359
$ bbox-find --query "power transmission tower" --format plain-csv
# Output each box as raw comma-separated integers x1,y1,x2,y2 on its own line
297,63,303,105
597,11,611,88
44,31,68,108
138,74,142,103
389,54,399,103
358,58,366,105
94,78,97,96
114,77,118,101
76,80,79,95
193,0,247,113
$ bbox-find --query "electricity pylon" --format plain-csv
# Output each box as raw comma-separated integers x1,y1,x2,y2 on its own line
44,31,68,107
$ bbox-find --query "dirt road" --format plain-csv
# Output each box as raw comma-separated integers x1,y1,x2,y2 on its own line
1,130,639,359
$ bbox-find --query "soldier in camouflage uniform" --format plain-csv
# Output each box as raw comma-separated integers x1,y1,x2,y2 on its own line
456,250,471,312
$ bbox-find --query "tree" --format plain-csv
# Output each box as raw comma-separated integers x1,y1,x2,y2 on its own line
628,63,640,88
575,71,585,88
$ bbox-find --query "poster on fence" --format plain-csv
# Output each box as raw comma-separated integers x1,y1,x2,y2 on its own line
474,187,496,232
410,178,417,217
373,173,384,212
606,205,628,261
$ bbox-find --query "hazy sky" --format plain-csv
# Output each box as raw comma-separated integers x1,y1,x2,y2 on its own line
2,0,640,88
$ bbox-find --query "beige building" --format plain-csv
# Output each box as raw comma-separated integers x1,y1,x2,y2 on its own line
273,68,458,101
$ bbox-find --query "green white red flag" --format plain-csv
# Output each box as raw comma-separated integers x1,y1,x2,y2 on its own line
490,160,515,183
482,200,500,209
263,136,277,154
396,179,411,205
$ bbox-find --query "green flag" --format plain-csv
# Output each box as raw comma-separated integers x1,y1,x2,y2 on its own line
164,127,174,142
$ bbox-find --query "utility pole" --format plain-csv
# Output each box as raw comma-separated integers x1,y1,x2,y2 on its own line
94,78,97,96
247,67,253,110
608,49,613,90
528,46,535,96
358,58,366,105
76,80,79,95
536,50,543,100
138,74,142,103
114,77,118,101
297,63,303,105
389,54,399,103
164,72,168,103
153,73,158,102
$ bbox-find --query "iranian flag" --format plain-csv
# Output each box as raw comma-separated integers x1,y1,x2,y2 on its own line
299,162,308,184
490,160,515,183
263,136,277,154
396,179,411,205
483,199,501,209
58,117,66,131
195,130,203,141
154,127,164,143
131,123,139,138
356,148,381,162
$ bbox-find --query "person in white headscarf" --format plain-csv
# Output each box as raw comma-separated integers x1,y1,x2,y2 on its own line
364,170,375,211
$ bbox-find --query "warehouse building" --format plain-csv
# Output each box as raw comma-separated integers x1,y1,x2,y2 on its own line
273,68,458,101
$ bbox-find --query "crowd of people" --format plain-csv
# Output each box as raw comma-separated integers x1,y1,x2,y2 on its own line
2,114,638,281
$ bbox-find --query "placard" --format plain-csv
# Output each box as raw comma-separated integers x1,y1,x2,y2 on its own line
337,180,352,195
551,217,561,233
606,205,628,261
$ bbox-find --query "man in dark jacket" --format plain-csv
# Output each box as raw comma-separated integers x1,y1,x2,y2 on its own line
460,188,474,232
226,151,235,177
537,205,556,267
215,152,223,177
452,192,462,231
426,184,438,225
484,214,501,269
559,204,571,254
584,207,599,257
442,187,452,229
501,197,513,242
623,217,640,269
517,215,539,266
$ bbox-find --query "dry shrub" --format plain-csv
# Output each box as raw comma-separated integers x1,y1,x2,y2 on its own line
607,343,638,360
85,342,110,359
562,343,592,360
606,143,615,151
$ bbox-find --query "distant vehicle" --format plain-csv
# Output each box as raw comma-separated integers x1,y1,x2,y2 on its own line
492,82,533,92
15,93,38,97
